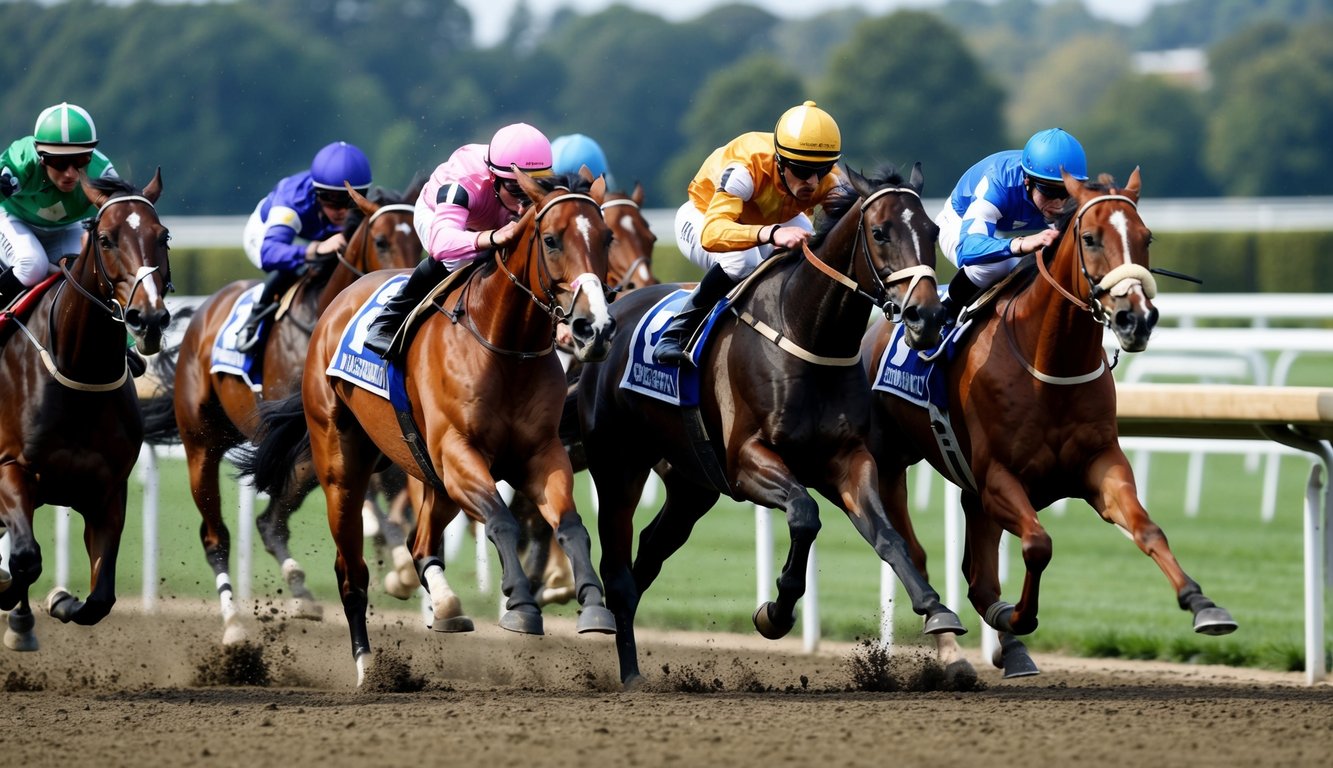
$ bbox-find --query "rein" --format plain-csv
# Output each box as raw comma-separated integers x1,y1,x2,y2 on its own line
11,194,162,391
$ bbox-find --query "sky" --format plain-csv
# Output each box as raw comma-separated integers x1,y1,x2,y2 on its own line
456,0,1177,46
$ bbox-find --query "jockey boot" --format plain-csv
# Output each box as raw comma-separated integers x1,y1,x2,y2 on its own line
652,263,739,367
0,267,24,309
236,269,298,352
364,258,450,361
942,271,981,324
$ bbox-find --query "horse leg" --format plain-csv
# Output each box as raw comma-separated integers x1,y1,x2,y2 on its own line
880,457,976,680
960,490,1040,678
0,470,41,651
255,488,323,620
590,458,653,688
407,486,473,633
515,442,614,634
47,485,128,626
511,490,551,596
184,442,244,644
1088,449,1237,635
539,534,575,606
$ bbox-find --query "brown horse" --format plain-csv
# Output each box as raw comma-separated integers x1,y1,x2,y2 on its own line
578,165,966,688
142,184,422,644
863,168,1237,678
0,172,171,651
242,171,619,684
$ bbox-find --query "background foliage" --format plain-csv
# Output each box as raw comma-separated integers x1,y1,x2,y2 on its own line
2,0,1331,211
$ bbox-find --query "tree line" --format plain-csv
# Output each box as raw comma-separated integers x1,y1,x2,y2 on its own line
2,0,1329,212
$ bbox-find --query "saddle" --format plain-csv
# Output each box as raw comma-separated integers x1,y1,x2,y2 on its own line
0,272,65,345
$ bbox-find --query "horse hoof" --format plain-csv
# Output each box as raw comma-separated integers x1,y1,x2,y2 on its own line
222,617,247,646
499,608,544,636
993,647,1041,678
537,585,576,606
622,673,647,692
751,602,795,640
575,605,617,635
923,610,967,636
44,588,78,622
3,628,38,652
289,598,324,621
430,616,475,633
943,658,979,687
383,571,416,600
1193,606,1238,636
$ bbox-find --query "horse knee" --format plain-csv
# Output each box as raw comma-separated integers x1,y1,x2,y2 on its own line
1021,530,1053,572
483,514,520,544
787,497,822,543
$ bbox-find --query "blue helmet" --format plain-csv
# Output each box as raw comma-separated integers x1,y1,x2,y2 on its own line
310,141,372,191
1020,128,1087,182
551,133,610,180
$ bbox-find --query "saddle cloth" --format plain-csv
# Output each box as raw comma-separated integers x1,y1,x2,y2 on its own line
324,274,407,400
619,288,739,408
209,284,266,391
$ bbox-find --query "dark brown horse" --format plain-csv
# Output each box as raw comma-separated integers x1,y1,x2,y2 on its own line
578,165,966,688
142,184,421,644
863,168,1236,678
243,171,619,685
0,172,171,651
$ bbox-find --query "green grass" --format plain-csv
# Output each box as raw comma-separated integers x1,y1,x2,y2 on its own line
17,445,1330,674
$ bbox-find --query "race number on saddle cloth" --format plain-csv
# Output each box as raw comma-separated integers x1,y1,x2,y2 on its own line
209,284,267,390
324,274,407,399
870,322,979,493
617,288,731,407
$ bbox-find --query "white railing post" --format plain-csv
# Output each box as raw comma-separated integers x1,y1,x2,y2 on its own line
139,445,159,612
879,561,895,649
54,506,71,590
236,478,254,601
755,505,772,605
802,541,819,653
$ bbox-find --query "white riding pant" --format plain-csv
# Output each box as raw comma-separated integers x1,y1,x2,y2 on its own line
674,202,811,281
0,210,84,286
935,205,1022,291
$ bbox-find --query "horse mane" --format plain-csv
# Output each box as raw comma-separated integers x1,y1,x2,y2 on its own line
808,164,914,250
88,175,142,198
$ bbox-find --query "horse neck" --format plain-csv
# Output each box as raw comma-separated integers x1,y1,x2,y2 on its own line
52,249,125,375
760,212,871,357
469,237,552,352
315,253,363,315
1009,236,1105,377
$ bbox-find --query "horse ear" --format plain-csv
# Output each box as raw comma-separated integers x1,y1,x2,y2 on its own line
1061,168,1082,198
909,161,924,194
143,167,164,204
346,181,376,215
632,181,644,206
513,166,547,207
81,175,108,208
589,173,607,204
578,164,595,183
846,165,870,197
1123,166,1142,201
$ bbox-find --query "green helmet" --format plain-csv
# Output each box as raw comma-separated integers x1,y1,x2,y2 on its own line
33,102,98,155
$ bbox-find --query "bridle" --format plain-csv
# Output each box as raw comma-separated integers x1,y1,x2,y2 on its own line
800,185,936,323
1035,193,1156,328
337,203,416,277
600,197,653,295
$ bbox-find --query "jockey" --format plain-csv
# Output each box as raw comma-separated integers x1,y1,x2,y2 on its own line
362,122,554,361
653,100,843,366
935,127,1088,318
551,133,613,187
0,103,119,307
235,141,373,351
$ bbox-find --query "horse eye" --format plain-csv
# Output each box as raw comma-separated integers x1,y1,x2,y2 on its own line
99,232,116,248
542,234,560,250
871,226,890,244
374,236,390,250
1082,233,1097,247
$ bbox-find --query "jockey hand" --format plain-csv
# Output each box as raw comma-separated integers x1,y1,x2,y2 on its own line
770,225,811,250
1011,228,1059,255
0,168,17,198
307,232,347,258
490,220,522,249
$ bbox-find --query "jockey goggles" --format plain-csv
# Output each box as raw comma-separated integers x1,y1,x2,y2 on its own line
315,189,355,209
40,152,93,172
781,158,836,182
1032,179,1070,200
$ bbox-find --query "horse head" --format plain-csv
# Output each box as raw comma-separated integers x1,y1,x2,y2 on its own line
599,181,659,295
346,182,423,273
513,169,616,361
79,169,172,355
1057,167,1157,352
845,163,944,349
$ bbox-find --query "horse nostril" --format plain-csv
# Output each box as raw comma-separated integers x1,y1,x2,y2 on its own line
124,309,143,329
571,317,593,339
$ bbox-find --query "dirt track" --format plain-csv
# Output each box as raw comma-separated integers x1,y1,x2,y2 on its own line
3,601,1330,768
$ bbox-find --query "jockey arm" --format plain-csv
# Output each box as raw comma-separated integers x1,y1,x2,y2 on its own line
699,165,769,253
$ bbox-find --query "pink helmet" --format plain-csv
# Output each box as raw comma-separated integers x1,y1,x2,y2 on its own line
486,123,553,179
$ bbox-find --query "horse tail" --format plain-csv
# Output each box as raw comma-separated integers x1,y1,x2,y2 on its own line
233,392,311,497
139,315,187,445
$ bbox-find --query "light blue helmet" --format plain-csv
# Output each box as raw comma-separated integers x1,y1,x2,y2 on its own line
310,141,372,191
1020,128,1087,182
551,133,610,180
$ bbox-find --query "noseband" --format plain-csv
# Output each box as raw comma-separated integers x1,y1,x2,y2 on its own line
1036,193,1157,328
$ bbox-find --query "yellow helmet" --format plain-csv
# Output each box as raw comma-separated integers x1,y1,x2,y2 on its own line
773,100,841,165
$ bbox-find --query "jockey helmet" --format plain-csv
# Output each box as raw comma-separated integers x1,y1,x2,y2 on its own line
34,103,98,155
773,101,841,166
551,133,609,180
487,123,553,179
310,141,373,191
1020,128,1088,182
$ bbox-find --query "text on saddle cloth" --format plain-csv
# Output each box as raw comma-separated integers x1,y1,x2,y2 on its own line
209,284,266,391
325,273,408,400
619,287,740,408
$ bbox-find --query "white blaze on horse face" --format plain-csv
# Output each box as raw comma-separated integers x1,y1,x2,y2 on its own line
571,272,612,331
127,212,141,230
901,207,922,261
395,222,412,235
616,213,634,233
1109,210,1132,264
575,213,594,251
136,265,161,303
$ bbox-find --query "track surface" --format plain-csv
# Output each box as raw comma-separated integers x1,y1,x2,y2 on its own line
3,602,1329,767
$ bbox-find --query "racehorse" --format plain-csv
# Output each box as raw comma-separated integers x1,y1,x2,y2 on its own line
578,164,966,688
241,171,619,684
141,183,422,644
862,168,1237,678
0,172,171,651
